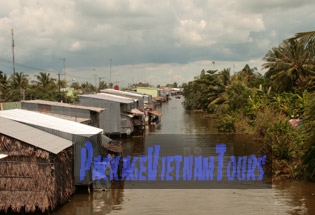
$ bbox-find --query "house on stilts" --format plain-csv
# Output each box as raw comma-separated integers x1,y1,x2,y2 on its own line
0,116,74,213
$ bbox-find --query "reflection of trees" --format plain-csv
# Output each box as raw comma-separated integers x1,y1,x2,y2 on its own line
93,184,124,214
274,181,312,214
52,185,125,215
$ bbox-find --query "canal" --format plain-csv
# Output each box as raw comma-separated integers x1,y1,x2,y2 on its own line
53,97,315,215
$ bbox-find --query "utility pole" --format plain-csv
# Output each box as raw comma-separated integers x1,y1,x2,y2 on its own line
57,73,65,102
60,57,67,87
58,73,61,102
62,57,66,81
93,68,97,92
11,29,16,75
98,77,104,92
110,58,112,85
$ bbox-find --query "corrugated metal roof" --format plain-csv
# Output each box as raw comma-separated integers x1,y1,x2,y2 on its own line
22,100,105,112
0,116,72,154
98,93,138,102
38,112,90,123
80,93,134,104
101,89,144,98
0,109,103,136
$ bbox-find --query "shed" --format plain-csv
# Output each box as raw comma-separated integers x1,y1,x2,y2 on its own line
21,100,105,127
0,109,103,186
79,94,135,136
0,117,74,213
129,91,153,104
100,89,145,108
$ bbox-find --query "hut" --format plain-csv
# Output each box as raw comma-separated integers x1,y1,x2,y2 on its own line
0,117,74,213
79,94,136,136
21,99,105,127
0,109,104,188
100,89,145,108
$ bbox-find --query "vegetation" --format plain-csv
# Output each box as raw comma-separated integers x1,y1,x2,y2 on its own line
182,30,315,181
0,71,115,103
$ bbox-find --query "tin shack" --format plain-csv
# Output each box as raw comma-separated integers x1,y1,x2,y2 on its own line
0,109,104,188
100,89,145,109
79,93,139,136
0,116,74,213
21,99,105,127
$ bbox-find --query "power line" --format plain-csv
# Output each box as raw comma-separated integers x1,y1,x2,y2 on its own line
0,57,58,74
0,57,97,83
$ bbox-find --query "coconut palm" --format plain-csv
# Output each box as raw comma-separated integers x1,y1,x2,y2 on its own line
8,72,29,101
35,72,56,88
262,39,315,93
0,71,9,101
291,30,315,48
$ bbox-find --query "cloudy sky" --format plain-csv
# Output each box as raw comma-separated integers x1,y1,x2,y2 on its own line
0,0,314,87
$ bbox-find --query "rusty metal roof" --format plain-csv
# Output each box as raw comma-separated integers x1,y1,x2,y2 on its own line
129,108,145,116
0,116,72,154
101,135,123,153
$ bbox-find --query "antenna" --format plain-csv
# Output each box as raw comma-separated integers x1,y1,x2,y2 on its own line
11,29,16,74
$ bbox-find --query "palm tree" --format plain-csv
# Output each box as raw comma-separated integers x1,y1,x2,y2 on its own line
70,81,81,90
262,39,315,93
291,30,315,48
0,71,8,101
35,72,56,88
9,72,29,101
81,82,95,94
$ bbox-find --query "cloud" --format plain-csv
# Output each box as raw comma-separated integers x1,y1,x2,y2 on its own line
0,0,314,85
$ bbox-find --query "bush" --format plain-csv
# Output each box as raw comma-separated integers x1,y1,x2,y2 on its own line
255,108,304,180
216,114,235,132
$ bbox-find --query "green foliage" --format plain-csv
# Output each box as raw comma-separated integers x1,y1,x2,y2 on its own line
182,69,229,112
216,114,235,132
226,81,254,112
263,39,315,93
264,120,301,161
301,93,315,180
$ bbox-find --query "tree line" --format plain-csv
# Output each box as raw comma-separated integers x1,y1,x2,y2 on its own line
181,31,315,181
0,72,114,102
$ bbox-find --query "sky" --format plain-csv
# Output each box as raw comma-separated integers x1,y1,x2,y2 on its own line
0,0,314,87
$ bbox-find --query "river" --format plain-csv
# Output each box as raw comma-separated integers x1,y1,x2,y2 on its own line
53,96,315,215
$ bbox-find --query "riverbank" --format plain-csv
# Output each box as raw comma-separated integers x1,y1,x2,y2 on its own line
51,97,315,215
195,108,306,183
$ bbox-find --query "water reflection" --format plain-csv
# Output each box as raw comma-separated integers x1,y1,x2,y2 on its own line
53,183,124,215
53,96,315,215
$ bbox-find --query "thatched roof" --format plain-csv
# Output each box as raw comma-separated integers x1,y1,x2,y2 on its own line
0,133,75,213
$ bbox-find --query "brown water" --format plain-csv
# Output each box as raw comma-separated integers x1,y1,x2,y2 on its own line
53,97,315,215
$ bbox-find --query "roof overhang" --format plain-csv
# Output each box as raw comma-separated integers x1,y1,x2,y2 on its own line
148,110,162,117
